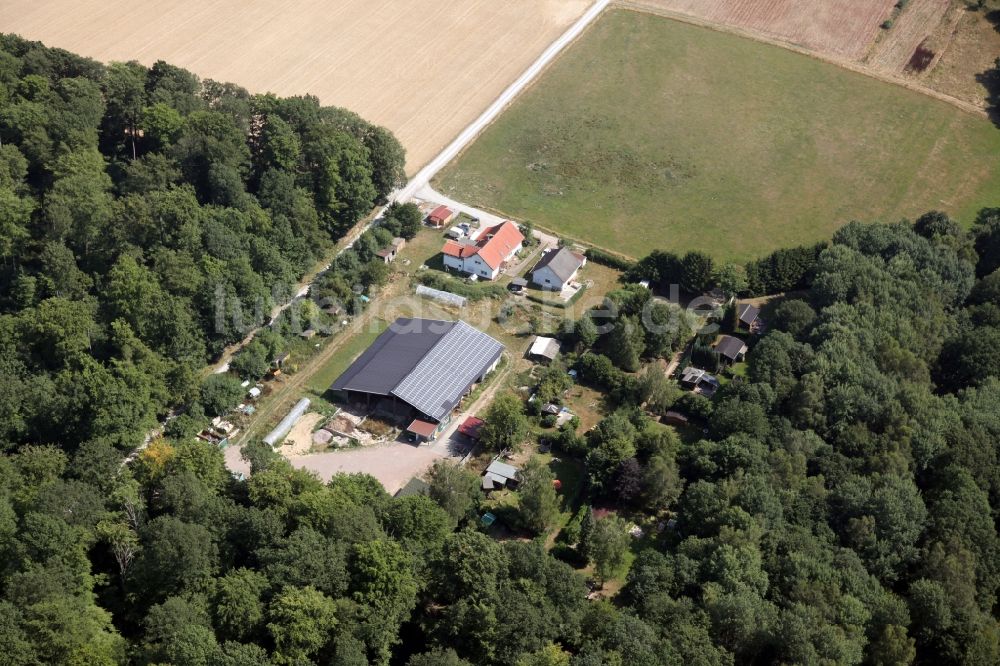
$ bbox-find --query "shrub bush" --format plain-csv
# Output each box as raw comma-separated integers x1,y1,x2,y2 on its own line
416,272,507,301
585,247,635,271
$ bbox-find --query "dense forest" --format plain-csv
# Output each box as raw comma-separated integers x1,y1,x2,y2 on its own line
0,33,405,453
2,35,1000,666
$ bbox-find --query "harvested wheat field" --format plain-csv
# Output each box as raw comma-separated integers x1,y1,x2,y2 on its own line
867,0,951,73
923,3,1000,108
623,0,895,59
0,0,590,173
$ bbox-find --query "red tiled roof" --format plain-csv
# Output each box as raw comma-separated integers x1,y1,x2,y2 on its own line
440,221,524,270
442,240,478,259
474,221,525,271
428,205,453,222
458,416,485,440
407,419,438,438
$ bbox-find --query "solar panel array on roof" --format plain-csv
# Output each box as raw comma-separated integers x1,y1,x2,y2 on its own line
392,321,504,421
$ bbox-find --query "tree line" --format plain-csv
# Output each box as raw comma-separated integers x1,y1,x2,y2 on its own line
524,211,1000,664
0,34,405,454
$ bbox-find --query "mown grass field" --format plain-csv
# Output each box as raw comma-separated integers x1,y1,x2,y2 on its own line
435,9,1000,262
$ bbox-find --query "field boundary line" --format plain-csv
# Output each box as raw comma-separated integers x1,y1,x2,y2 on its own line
397,0,613,202
616,0,989,120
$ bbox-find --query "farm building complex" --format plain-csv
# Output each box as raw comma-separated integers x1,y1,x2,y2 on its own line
330,318,504,438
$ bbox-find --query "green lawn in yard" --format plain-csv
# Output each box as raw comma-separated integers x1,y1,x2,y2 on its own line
307,318,389,396
543,452,586,516
435,9,1000,263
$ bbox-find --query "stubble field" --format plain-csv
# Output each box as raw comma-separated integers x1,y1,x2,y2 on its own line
435,9,1000,262
0,0,590,173
623,0,896,59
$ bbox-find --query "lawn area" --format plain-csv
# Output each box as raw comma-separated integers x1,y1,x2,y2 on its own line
435,9,1000,263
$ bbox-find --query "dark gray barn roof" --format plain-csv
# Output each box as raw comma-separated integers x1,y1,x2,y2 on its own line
330,318,454,395
331,318,504,421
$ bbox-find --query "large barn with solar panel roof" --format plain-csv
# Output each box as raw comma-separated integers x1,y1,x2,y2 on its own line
329,318,505,441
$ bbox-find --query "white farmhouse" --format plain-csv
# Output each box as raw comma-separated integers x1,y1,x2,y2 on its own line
441,220,524,280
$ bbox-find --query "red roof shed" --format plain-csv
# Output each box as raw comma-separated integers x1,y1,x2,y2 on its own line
458,416,485,440
428,205,454,226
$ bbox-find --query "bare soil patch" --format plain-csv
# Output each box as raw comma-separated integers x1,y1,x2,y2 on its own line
278,412,324,456
623,0,895,59
0,0,590,173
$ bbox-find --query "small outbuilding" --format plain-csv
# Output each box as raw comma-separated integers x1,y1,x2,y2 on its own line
483,459,519,491
427,205,456,228
509,277,528,292
407,419,439,443
396,477,430,498
715,335,748,364
528,336,560,363
376,237,405,264
458,416,485,441
662,411,689,426
736,303,761,329
680,367,720,395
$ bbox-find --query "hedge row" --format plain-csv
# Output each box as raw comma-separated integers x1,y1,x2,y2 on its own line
415,271,508,301
585,247,635,271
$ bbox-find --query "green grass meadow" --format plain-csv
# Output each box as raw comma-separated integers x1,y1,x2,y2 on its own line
435,9,1000,262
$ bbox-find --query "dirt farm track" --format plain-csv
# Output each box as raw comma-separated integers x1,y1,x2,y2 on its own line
0,0,589,173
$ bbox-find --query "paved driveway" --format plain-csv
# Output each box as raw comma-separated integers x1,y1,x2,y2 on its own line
226,432,471,494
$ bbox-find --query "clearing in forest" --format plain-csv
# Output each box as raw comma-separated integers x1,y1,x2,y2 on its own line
0,0,590,173
435,9,1000,262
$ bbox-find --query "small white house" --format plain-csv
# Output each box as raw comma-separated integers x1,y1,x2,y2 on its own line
530,247,586,291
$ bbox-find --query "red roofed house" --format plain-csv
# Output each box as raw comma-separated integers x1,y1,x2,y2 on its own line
427,205,456,228
441,221,524,280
